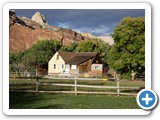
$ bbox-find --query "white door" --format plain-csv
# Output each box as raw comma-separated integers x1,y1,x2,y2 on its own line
61,64,65,73
65,64,70,73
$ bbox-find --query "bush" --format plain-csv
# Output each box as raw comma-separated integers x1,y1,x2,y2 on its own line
121,73,131,80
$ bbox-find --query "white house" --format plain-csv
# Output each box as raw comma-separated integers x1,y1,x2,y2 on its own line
48,51,103,77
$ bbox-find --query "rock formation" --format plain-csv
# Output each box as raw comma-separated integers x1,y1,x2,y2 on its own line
31,11,47,25
9,10,88,52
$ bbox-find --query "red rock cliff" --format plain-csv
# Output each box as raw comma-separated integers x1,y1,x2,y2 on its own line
9,10,88,52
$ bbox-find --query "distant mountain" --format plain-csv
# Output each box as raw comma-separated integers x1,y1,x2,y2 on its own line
82,33,114,45
9,10,88,52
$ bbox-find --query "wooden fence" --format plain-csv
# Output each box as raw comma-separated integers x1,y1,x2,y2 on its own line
9,78,143,96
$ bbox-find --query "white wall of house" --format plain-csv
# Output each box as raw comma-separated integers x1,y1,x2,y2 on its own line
48,52,65,75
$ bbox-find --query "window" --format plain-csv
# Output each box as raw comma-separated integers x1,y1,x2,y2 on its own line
53,64,56,69
66,65,69,69
71,65,77,69
95,66,100,70
62,64,64,69
57,54,59,60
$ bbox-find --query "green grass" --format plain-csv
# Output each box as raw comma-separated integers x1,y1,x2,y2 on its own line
9,78,145,93
9,78,144,109
9,78,145,88
9,93,140,109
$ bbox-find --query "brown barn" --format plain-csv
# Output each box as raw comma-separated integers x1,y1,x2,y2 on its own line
48,51,103,77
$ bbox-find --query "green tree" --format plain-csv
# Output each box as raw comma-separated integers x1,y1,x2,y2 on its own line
60,42,78,52
9,51,25,64
22,50,36,68
9,51,26,75
75,39,110,70
9,40,61,76
22,40,62,69
75,40,97,52
108,17,145,79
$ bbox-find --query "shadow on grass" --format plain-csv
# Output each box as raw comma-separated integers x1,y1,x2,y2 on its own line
36,104,63,109
9,92,61,109
9,84,36,91
121,89,141,93
9,92,140,109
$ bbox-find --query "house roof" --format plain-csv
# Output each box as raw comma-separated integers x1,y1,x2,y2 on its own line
58,51,97,65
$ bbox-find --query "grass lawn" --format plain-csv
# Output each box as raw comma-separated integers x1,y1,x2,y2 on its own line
9,78,145,93
9,78,145,87
9,78,144,109
9,92,140,109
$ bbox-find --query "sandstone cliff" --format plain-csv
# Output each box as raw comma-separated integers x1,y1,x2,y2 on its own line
9,10,88,52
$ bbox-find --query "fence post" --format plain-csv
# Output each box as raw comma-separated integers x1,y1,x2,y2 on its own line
74,79,77,95
36,76,39,93
114,72,116,79
117,78,120,96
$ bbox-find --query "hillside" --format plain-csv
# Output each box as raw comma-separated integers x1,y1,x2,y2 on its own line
9,10,88,52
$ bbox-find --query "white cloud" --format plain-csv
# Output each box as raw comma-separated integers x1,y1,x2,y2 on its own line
57,22,111,36
57,22,71,29
91,25,109,35
74,25,110,36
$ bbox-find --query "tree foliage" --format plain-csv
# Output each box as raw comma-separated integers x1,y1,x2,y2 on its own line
75,39,111,70
108,17,145,77
9,40,62,72
23,40,62,69
60,42,78,52
9,51,26,73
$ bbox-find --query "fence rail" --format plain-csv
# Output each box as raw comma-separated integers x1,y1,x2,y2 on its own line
39,82,140,90
9,78,143,96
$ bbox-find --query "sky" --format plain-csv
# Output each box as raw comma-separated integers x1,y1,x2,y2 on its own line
15,9,145,37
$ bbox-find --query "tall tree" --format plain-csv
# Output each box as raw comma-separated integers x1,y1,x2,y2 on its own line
9,40,62,76
75,39,110,70
108,17,145,79
75,40,97,52
9,51,26,74
22,40,62,69
60,42,78,52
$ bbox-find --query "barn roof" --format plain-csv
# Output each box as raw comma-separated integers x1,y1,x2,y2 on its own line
58,51,97,65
